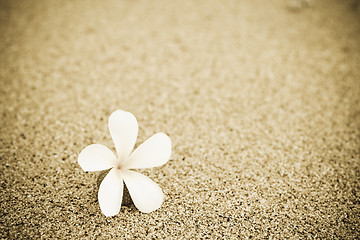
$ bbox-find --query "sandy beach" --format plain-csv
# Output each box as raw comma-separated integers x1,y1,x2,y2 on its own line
1,0,359,238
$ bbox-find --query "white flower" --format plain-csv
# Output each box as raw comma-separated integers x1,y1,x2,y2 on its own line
78,110,171,216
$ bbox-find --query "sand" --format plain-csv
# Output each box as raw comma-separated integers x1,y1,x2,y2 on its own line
1,0,359,238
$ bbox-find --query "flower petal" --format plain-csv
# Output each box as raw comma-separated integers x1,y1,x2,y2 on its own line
98,168,123,217
78,144,117,171
124,132,171,169
108,110,138,161
122,170,164,213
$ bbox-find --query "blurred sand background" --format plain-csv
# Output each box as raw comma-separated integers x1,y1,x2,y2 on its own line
1,0,359,238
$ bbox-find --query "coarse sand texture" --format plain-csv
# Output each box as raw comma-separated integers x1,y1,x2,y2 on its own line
0,0,359,239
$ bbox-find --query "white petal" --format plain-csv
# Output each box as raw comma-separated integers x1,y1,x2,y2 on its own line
98,168,124,217
124,133,171,169
108,110,138,161
78,144,117,171
122,170,164,213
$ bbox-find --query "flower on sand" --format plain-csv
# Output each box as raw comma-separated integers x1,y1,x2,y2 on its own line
78,110,171,216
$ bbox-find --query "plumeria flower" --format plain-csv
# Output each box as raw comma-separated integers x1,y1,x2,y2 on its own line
78,110,171,216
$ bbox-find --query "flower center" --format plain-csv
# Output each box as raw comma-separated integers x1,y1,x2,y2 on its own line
116,156,127,170
116,163,123,170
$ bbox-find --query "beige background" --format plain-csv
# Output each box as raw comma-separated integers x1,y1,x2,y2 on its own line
1,0,359,238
